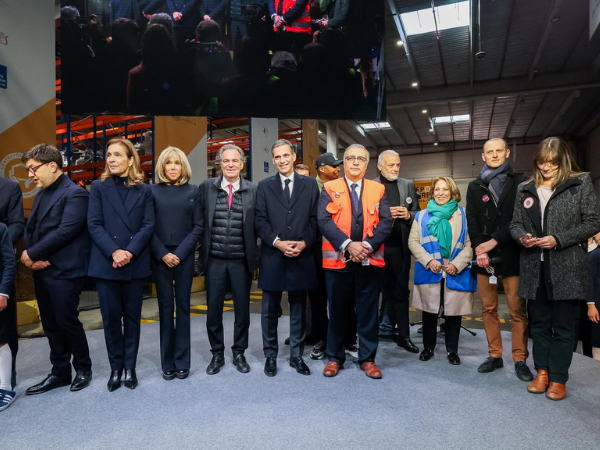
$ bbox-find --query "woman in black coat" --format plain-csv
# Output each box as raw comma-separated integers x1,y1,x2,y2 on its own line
150,147,203,380
510,137,600,401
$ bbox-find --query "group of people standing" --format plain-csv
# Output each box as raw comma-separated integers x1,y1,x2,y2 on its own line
0,135,598,413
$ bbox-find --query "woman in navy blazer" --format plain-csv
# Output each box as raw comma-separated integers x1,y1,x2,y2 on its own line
151,147,203,380
88,138,155,392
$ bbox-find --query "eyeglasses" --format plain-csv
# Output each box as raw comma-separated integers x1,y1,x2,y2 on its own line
345,156,368,163
26,162,47,175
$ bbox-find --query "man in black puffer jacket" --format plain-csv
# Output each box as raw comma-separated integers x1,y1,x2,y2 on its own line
199,144,258,376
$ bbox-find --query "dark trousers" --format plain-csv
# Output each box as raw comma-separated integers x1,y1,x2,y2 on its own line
262,290,306,359
205,257,251,355
96,278,144,371
379,246,411,338
5,286,18,373
325,263,382,364
34,273,91,378
152,249,193,372
530,274,579,384
307,247,328,343
272,30,311,58
422,312,461,353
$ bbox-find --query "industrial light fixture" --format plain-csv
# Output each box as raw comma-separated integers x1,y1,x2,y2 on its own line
397,40,404,46
411,82,419,88
434,142,439,146
422,109,428,114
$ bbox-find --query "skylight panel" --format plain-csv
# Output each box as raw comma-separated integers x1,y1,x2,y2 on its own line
360,122,392,131
433,114,470,124
401,1,470,36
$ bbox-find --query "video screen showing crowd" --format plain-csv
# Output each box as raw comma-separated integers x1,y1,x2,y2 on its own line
60,0,385,120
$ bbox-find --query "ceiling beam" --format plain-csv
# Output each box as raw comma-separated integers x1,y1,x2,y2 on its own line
382,138,543,156
387,0,421,91
504,95,523,140
387,69,600,108
576,104,600,137
528,0,564,81
344,121,379,150
541,89,580,138
383,111,408,147
469,0,477,87
497,0,516,79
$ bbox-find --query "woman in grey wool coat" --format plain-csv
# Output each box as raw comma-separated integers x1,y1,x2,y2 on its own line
510,137,600,401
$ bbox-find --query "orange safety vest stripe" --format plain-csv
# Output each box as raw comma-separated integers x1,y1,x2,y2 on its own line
273,0,311,34
322,178,385,269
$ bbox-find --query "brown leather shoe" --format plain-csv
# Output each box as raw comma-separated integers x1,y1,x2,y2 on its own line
527,369,549,394
323,361,342,377
546,382,566,401
360,362,382,379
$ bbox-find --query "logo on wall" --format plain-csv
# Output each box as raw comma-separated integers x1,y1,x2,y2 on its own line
0,153,39,198
0,31,7,46
0,64,6,89
306,119,317,130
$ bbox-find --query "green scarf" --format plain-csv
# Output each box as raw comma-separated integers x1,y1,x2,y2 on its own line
426,199,458,259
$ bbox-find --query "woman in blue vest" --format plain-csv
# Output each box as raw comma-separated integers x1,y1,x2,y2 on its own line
150,146,203,381
408,177,475,365
88,138,155,392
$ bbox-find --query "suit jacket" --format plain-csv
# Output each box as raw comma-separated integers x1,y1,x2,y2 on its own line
466,167,527,277
269,0,310,24
25,175,91,279
373,175,419,249
111,0,141,23
255,173,319,291
150,183,203,262
199,176,259,272
199,0,227,24
0,177,25,245
140,0,170,14
0,223,16,295
87,178,155,280
318,178,393,256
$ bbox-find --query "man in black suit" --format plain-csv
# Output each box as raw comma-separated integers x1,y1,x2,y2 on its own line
374,150,420,353
466,138,532,381
20,144,92,394
0,177,25,389
199,144,258,375
318,144,392,379
256,139,319,377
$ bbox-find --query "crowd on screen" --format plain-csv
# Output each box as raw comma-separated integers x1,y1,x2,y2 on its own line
1,135,600,413
60,1,383,118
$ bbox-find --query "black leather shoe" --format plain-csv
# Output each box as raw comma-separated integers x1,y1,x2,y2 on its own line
123,369,138,390
397,337,419,353
206,354,225,375
419,348,434,361
162,370,176,381
264,357,277,377
232,353,250,373
175,369,189,380
515,361,534,382
70,370,92,391
107,369,123,392
448,352,461,365
289,357,310,376
26,374,71,395
478,356,504,373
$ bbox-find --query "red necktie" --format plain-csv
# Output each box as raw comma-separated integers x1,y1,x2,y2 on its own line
228,184,233,210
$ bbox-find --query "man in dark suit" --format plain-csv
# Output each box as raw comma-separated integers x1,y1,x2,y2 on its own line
256,139,319,377
466,138,532,381
199,0,227,30
0,222,17,408
374,150,420,353
0,177,25,389
318,144,392,379
199,144,258,375
19,144,92,395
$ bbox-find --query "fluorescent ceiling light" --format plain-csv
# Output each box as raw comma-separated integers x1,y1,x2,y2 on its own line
433,114,470,124
360,122,391,131
401,1,470,36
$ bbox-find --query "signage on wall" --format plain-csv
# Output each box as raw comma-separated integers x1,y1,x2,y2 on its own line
264,162,269,173
0,65,6,89
414,180,433,211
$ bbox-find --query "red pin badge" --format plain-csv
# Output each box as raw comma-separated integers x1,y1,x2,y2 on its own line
482,194,489,203
523,197,534,209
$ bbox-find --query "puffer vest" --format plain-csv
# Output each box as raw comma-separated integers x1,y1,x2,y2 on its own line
209,189,246,259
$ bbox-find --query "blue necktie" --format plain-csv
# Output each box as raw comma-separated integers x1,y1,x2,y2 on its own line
284,179,291,203
351,183,359,214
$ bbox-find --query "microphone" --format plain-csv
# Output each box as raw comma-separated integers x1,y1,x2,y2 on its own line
469,257,501,267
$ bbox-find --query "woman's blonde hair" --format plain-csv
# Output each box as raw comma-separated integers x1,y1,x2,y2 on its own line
531,137,582,189
432,176,461,202
155,146,192,185
101,138,145,186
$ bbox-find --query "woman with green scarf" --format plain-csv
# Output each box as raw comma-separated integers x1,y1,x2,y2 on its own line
408,177,475,365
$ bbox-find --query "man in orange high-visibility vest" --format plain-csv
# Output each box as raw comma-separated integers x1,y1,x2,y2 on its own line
317,144,392,379
269,0,312,56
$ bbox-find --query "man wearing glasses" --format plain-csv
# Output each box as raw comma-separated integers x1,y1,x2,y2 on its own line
199,144,258,375
317,144,392,379
20,144,93,395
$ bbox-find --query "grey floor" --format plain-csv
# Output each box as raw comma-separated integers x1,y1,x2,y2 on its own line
6,309,600,450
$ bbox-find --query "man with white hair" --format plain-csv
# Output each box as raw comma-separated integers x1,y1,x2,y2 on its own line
318,144,392,379
374,150,420,353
